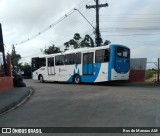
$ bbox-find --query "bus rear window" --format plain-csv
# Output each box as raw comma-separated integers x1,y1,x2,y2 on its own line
117,47,130,58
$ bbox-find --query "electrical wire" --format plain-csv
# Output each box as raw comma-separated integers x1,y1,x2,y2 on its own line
13,0,92,46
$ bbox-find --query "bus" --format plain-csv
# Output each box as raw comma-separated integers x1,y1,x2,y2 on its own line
31,44,130,83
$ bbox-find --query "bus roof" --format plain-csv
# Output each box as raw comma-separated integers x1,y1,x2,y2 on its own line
36,44,128,58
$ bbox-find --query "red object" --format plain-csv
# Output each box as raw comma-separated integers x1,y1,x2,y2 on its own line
7,54,12,76
0,54,13,92
129,70,145,82
0,77,13,92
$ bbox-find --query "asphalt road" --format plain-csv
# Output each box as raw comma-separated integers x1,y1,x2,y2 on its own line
0,79,160,136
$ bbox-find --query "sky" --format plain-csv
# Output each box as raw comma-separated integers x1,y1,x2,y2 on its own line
0,0,160,68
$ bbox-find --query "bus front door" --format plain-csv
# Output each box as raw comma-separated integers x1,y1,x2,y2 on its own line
83,53,93,75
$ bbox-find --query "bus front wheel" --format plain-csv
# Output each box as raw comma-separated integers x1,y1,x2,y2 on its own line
74,75,81,84
39,75,44,83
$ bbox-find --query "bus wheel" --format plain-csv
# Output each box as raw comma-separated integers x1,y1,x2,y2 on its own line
74,75,81,84
40,75,44,83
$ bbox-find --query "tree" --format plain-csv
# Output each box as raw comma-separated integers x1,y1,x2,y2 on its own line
103,40,111,46
69,39,79,49
41,44,61,54
81,34,94,48
20,63,32,78
64,33,82,51
64,33,94,50
74,33,81,40
11,45,21,71
64,42,70,51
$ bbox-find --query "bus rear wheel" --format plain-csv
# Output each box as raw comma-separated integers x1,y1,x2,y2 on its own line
74,75,81,84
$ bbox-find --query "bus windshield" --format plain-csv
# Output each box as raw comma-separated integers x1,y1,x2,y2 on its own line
32,57,46,72
117,47,130,58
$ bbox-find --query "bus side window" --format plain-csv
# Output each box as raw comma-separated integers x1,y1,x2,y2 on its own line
70,54,75,64
95,49,110,63
65,54,75,65
55,55,64,65
59,55,65,65
76,53,81,64
39,58,46,67
104,49,110,62
55,56,60,65
56,56,64,65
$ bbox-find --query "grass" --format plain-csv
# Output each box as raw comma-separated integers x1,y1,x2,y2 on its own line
145,70,155,80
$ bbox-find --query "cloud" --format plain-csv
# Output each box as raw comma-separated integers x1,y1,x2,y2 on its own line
0,0,160,64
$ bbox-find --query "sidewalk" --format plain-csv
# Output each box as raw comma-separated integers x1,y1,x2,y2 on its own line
0,87,31,115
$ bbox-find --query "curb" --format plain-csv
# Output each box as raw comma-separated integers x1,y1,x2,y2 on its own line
0,87,34,116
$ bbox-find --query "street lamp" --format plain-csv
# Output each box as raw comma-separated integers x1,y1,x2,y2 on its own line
74,8,95,30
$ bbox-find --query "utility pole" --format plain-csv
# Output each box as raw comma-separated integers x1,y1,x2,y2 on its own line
86,0,108,46
0,23,7,75
158,58,160,82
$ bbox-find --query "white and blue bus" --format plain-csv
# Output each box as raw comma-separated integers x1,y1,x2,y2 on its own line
31,44,130,83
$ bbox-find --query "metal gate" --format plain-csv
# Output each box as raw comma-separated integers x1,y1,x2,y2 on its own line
129,58,147,82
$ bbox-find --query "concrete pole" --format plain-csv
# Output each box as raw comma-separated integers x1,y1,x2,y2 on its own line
158,58,160,82
7,54,12,77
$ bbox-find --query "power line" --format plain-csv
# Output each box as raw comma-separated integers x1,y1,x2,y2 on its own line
13,0,92,46
101,33,160,36
14,11,75,46
20,29,94,60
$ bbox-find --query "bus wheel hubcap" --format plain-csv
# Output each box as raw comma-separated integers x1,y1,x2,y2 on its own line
75,76,80,83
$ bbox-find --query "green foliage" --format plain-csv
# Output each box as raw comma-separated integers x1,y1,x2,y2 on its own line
64,33,94,51
19,63,32,78
41,44,61,54
145,70,155,80
74,33,81,40
20,63,31,71
103,40,111,46
81,34,94,48
11,46,22,71
69,39,79,49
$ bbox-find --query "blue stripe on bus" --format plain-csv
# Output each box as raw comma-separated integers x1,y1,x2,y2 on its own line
108,45,115,81
81,63,101,83
83,64,88,75
67,63,101,83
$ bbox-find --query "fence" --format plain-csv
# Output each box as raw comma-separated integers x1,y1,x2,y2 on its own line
146,58,160,82
129,58,147,82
